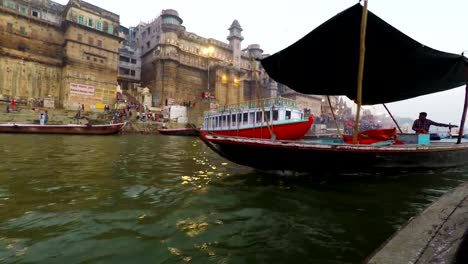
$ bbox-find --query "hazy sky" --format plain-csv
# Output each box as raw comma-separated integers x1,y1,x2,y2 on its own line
56,0,468,124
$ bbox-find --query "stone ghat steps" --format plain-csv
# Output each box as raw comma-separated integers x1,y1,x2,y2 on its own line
0,106,111,125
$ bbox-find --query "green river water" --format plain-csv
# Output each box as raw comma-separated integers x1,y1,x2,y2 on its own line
0,134,467,263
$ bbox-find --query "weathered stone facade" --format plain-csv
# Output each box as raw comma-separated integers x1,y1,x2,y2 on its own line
131,10,263,108
0,0,122,109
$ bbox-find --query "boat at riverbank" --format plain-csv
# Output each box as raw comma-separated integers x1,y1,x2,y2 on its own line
200,2,468,172
200,97,314,140
0,122,126,135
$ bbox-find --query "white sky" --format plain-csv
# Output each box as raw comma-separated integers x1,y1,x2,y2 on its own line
56,0,468,124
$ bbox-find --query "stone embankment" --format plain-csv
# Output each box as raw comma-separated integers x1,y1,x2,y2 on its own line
0,104,168,134
365,182,468,264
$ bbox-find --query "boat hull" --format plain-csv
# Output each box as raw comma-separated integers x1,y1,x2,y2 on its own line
200,134,468,172
0,123,126,135
158,128,199,136
200,116,314,140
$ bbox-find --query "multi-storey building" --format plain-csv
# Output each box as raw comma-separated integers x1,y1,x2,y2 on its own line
131,9,267,107
117,26,141,91
0,0,122,109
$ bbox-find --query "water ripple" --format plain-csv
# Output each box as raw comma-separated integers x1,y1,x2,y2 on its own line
0,134,467,263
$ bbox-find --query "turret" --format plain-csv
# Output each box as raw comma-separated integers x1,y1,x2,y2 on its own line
227,20,244,68
246,44,263,59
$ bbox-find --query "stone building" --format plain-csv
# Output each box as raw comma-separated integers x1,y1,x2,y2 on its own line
0,0,122,109
117,25,141,92
131,9,266,108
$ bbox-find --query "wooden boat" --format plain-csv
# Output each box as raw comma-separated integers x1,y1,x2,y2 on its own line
0,122,126,135
200,2,468,172
199,97,314,140
200,134,468,172
158,127,199,136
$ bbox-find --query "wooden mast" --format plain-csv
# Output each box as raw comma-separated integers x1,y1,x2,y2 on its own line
352,0,369,144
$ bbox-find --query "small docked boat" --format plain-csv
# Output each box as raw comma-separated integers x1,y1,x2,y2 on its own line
0,122,126,135
157,127,199,136
199,97,314,140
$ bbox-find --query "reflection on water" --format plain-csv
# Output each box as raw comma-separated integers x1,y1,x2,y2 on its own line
0,134,467,263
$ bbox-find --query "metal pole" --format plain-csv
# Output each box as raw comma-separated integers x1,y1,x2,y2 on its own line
383,103,402,133
327,96,342,137
457,81,468,144
207,62,210,91
352,0,368,144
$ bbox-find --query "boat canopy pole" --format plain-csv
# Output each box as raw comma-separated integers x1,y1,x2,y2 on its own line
456,67,468,144
382,103,402,133
327,96,342,137
352,0,369,144
251,57,276,140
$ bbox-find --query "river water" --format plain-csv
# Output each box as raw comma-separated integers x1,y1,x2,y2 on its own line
0,134,467,263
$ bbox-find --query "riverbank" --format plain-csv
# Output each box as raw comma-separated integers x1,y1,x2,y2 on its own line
0,105,174,134
365,182,468,263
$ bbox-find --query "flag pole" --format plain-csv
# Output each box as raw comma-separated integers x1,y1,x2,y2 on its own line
353,0,369,144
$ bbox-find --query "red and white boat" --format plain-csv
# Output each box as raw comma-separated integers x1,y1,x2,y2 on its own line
0,122,126,135
199,97,314,140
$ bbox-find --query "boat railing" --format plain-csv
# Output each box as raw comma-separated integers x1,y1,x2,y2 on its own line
204,97,299,116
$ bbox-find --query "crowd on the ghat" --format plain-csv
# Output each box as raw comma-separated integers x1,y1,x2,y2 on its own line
106,101,161,123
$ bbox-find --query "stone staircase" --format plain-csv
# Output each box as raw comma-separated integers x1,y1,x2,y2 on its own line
0,103,111,125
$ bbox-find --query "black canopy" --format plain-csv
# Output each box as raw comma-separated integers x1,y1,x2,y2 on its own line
260,3,468,105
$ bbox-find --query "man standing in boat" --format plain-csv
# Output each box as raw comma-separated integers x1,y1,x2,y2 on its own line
412,112,457,134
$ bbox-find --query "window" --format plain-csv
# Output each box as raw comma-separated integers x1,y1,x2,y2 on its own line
147,27,150,34
88,18,93,27
19,6,27,14
222,116,227,127
32,10,39,17
119,56,130,62
88,37,94,46
97,40,102,47
146,41,150,48
96,21,102,30
119,67,130,75
265,111,271,122
87,56,90,60
131,59,136,64
107,25,113,34
100,59,104,63
243,113,248,125
19,27,26,35
6,23,13,33
77,34,82,42
78,16,84,25
130,70,135,76
285,110,291,120
272,110,279,121
256,112,263,123
6,1,15,9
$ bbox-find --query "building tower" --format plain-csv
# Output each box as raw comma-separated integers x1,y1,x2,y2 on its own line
227,20,244,69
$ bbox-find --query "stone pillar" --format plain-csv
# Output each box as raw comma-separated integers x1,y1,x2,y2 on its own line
141,87,152,107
